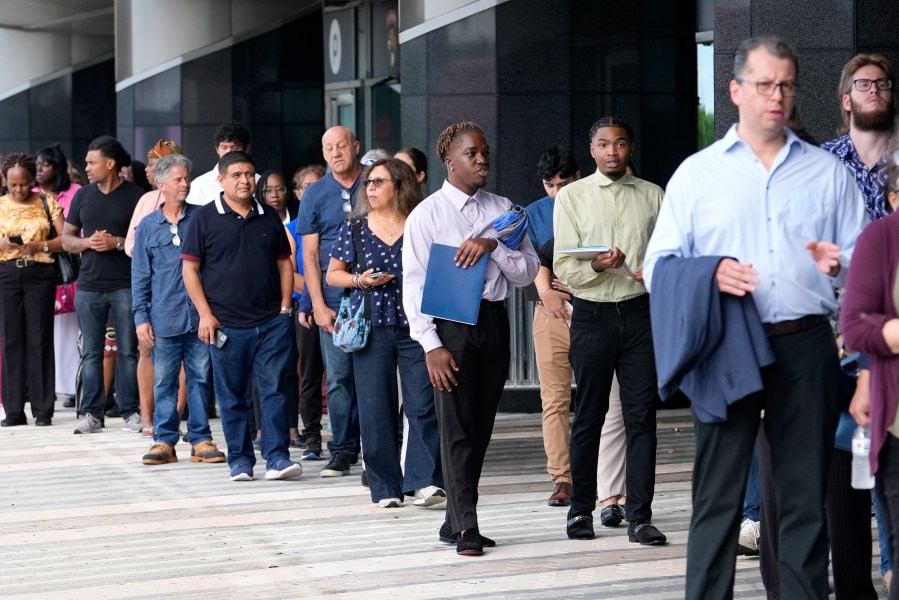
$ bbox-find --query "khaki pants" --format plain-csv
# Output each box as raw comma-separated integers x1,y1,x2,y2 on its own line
533,303,627,495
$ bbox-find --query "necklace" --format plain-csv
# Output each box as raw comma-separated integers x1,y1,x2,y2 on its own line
369,212,404,241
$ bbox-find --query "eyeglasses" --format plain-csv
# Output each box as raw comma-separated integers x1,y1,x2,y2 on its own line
362,177,393,189
262,186,287,195
341,189,351,213
169,223,181,247
296,182,314,191
851,78,893,92
735,78,798,97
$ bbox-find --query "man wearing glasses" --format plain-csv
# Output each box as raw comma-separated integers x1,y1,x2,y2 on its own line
297,126,363,478
644,36,865,598
132,154,225,467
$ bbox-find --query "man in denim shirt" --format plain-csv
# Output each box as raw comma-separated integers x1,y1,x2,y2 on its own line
132,154,225,466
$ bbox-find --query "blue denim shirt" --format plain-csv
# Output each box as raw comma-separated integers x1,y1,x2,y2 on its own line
132,203,200,337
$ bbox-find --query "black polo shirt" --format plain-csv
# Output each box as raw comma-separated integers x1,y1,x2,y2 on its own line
181,193,291,328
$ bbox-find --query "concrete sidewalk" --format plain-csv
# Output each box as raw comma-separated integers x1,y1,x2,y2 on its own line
0,404,881,599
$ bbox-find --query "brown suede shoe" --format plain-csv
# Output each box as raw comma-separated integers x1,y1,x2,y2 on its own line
142,442,177,465
548,481,571,507
191,441,226,463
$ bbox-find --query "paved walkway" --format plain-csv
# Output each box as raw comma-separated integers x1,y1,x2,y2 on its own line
0,405,883,599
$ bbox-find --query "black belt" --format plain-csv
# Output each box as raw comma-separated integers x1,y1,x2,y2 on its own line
480,299,505,310
0,258,37,268
763,315,828,337
574,294,648,311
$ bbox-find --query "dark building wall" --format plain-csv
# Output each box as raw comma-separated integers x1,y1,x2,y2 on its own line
714,0,899,145
0,59,115,171
400,0,698,202
117,10,325,177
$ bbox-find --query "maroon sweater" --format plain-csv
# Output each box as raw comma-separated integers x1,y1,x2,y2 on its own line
841,211,899,475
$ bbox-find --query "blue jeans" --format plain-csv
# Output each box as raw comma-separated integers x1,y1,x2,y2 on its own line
151,332,212,447
352,326,443,502
319,328,360,454
742,442,760,522
75,288,138,418
209,314,293,470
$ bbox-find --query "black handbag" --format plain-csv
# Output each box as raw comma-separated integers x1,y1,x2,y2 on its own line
40,193,80,284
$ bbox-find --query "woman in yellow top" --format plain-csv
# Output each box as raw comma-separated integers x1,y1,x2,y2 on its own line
0,152,65,426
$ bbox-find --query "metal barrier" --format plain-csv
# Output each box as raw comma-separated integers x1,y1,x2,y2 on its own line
506,288,540,388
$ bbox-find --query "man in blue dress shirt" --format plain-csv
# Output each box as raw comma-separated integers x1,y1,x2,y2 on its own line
644,36,866,599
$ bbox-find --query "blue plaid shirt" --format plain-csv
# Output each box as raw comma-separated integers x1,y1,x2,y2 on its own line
821,133,889,222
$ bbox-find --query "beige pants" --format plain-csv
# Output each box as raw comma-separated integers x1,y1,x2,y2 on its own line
533,304,627,495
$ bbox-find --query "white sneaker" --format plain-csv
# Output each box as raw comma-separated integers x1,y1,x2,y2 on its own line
378,498,403,508
122,413,143,433
737,519,760,556
73,413,102,434
412,485,447,507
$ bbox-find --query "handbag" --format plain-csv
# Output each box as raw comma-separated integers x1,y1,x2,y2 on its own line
332,219,371,352
40,193,80,285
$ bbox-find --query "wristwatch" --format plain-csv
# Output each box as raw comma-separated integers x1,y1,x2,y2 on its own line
280,305,295,317
42,244,49,253
115,237,124,251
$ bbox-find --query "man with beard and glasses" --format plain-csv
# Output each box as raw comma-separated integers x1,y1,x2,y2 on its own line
822,54,896,221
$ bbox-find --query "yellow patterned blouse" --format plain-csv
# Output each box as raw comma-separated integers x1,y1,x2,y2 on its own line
0,193,63,263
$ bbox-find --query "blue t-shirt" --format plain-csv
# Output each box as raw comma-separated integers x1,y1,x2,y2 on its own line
330,217,406,327
296,171,362,310
526,195,554,250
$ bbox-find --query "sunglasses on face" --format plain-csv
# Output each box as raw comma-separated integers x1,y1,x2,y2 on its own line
362,177,393,189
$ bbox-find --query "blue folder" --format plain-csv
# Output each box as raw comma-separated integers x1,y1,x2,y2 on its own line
421,243,489,325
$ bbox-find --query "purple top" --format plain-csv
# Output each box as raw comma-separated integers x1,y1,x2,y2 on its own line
841,211,899,475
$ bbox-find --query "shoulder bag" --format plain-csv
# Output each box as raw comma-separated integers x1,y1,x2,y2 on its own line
333,219,371,352
40,193,80,285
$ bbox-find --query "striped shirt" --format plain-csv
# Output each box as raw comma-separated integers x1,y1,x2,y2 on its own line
553,170,662,302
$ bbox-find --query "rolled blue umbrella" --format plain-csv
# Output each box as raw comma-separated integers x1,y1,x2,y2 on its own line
492,204,529,250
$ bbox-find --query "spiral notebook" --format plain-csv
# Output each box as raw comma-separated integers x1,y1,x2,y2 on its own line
421,243,489,325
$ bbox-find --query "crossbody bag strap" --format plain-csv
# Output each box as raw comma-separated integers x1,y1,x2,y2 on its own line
351,218,371,319
40,192,58,241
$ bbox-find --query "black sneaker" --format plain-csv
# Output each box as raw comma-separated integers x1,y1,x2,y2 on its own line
361,469,369,487
320,451,352,477
302,439,323,461
62,395,76,408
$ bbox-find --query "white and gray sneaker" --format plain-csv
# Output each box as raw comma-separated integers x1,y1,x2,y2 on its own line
122,413,143,433
73,413,102,434
412,485,447,507
737,518,760,556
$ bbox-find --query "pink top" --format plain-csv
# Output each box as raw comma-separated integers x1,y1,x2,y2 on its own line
33,184,82,217
125,190,164,256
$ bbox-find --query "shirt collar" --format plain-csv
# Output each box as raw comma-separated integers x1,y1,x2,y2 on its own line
590,170,635,187
720,123,806,155
214,191,265,215
153,202,193,224
441,179,483,211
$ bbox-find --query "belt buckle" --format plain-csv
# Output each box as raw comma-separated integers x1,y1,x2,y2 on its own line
15,258,28,268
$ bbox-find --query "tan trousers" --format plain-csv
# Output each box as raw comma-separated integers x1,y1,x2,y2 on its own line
533,304,627,494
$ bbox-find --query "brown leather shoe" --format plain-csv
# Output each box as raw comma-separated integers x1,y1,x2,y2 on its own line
191,440,226,463
548,481,571,506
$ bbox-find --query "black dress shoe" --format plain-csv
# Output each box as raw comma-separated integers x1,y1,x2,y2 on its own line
566,511,595,540
1,416,27,427
35,418,52,426
600,504,624,527
628,520,667,545
456,528,483,556
438,521,496,547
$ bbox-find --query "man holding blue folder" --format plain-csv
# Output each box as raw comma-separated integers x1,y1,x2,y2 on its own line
403,121,539,556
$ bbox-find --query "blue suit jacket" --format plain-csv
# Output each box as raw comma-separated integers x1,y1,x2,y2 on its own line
650,255,776,423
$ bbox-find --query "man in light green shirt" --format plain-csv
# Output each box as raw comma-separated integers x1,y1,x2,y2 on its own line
554,116,666,545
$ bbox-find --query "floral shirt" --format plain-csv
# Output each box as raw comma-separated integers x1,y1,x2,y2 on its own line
330,217,406,327
821,133,889,221
0,194,62,263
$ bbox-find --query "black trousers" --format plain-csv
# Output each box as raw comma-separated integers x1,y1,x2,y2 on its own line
0,262,56,422
297,317,324,441
434,302,510,533
686,322,840,600
567,295,658,521
875,434,899,600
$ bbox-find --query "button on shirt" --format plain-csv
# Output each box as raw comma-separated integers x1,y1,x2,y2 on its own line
403,180,540,353
131,204,199,337
644,125,866,323
821,132,889,221
553,171,663,303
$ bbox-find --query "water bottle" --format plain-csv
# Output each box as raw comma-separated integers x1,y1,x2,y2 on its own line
851,426,875,489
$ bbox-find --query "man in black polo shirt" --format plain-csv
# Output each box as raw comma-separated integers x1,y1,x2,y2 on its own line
62,135,144,434
181,151,302,482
